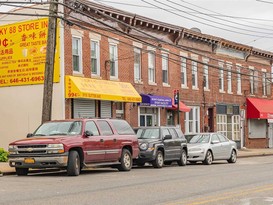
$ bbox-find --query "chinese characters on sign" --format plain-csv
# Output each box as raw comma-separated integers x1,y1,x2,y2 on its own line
0,18,60,87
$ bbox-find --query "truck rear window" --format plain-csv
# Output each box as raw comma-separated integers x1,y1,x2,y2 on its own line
111,120,135,135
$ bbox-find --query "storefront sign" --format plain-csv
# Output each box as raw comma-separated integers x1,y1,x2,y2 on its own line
65,75,141,102
0,18,60,87
140,94,172,107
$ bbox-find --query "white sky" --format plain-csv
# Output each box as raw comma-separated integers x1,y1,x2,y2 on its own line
1,0,273,52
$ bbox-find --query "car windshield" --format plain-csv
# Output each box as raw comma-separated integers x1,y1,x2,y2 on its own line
33,121,82,137
137,128,160,139
189,134,210,144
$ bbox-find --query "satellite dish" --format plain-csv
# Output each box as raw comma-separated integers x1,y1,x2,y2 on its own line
190,27,201,33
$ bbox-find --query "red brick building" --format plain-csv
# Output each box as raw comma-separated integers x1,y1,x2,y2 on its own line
60,0,273,149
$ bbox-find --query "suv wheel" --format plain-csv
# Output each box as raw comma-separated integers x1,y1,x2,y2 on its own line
117,149,132,171
152,150,164,168
67,150,80,176
16,168,29,176
177,149,187,166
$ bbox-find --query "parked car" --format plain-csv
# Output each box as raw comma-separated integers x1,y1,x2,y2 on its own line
134,126,187,168
8,118,139,176
187,133,237,165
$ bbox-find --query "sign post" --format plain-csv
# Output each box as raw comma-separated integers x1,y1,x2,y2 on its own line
174,89,180,126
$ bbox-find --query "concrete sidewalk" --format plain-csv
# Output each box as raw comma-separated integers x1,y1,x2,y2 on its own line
1,148,273,175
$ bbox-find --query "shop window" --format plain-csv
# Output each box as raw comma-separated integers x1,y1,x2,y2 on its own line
185,106,200,134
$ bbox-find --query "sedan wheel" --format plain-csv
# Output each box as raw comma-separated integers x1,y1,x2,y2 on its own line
152,150,164,168
227,149,237,163
203,150,213,165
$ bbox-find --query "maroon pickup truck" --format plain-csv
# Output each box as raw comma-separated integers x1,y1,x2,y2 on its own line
8,118,139,176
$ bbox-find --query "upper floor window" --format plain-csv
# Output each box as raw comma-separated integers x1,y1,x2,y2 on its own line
250,69,254,94
109,44,118,78
162,53,169,84
237,65,241,94
181,57,187,87
72,36,82,73
219,63,224,92
192,61,198,89
134,48,141,81
227,64,232,93
203,62,209,90
91,40,100,76
148,51,156,83
262,72,267,96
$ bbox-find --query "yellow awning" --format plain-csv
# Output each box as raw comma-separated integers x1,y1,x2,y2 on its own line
65,75,141,102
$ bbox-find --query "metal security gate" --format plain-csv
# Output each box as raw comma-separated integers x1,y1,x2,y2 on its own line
100,101,112,118
73,99,95,118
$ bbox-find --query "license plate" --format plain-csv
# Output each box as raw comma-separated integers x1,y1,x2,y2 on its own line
24,158,35,164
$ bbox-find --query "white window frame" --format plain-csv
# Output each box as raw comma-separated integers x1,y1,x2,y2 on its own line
109,43,118,79
227,63,232,93
203,61,209,90
262,72,267,96
181,57,187,88
185,106,200,135
72,36,82,73
219,63,224,92
192,61,198,89
91,40,100,76
162,53,169,85
237,65,242,94
250,69,254,95
148,51,156,83
134,47,142,82
216,114,227,137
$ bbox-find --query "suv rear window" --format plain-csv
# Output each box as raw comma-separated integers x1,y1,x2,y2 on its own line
111,120,135,135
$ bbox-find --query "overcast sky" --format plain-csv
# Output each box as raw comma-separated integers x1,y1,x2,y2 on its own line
1,0,273,52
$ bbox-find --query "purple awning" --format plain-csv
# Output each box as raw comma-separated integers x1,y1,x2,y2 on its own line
139,94,172,108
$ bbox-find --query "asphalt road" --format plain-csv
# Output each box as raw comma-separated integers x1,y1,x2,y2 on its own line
1,156,273,205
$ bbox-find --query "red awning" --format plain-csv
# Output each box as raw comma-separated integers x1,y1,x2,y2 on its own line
247,98,273,119
169,99,191,112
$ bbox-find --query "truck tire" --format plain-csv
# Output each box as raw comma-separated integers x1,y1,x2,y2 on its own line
117,149,132,171
67,150,80,176
152,150,164,168
16,168,29,176
177,149,187,166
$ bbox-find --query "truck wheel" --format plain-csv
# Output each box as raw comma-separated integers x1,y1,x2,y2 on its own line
117,149,132,171
152,150,164,168
67,150,80,176
177,149,187,166
16,168,29,176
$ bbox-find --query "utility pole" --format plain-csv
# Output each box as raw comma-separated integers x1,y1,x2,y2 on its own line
42,0,58,123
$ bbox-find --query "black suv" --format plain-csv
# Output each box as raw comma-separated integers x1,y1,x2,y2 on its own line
134,126,187,168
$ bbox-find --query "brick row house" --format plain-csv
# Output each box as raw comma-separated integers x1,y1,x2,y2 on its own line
1,0,273,149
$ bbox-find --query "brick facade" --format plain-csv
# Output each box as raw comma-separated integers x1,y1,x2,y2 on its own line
62,0,273,148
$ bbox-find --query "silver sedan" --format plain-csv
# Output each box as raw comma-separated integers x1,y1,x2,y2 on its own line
187,133,237,165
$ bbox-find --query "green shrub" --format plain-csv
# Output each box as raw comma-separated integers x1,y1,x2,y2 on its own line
0,148,9,162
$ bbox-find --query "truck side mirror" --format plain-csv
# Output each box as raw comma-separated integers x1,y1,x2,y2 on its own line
84,130,94,137
164,134,172,140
